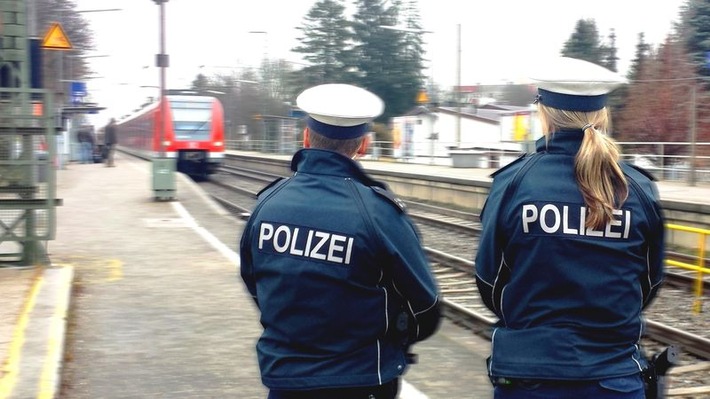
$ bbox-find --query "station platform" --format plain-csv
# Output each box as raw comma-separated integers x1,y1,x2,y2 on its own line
0,153,493,399
4,150,709,399
233,150,710,206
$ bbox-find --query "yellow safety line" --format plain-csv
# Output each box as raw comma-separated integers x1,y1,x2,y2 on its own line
37,267,72,399
107,259,123,282
0,274,44,399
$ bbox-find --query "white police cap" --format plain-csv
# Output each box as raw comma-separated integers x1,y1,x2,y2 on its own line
296,84,384,139
530,57,626,112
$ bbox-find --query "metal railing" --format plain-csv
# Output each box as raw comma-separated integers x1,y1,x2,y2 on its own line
617,142,710,185
666,224,710,314
227,139,710,184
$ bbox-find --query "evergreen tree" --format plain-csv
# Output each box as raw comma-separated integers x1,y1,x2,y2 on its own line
292,0,354,88
682,0,710,79
561,19,604,64
351,0,425,120
601,29,619,72
190,73,210,93
679,0,710,159
562,19,625,118
400,0,427,90
611,33,652,119
627,33,653,81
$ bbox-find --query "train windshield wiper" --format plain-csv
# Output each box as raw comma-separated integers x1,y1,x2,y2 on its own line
188,120,210,134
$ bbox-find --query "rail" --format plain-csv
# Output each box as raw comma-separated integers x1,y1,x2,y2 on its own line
666,223,710,314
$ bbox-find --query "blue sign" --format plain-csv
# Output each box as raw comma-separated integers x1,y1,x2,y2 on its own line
289,109,306,119
70,81,87,105
71,81,87,96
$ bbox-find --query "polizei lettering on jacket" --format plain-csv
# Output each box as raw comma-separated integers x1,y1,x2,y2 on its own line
521,202,631,239
258,222,355,265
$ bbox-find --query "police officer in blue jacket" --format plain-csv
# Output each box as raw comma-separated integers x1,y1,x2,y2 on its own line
240,83,441,399
475,57,665,399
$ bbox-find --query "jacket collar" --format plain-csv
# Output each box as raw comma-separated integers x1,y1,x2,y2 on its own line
535,129,584,155
291,148,386,188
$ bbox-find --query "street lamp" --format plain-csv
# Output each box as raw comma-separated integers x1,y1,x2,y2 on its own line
248,31,269,149
151,0,175,200
248,30,269,63
153,0,169,157
455,23,461,148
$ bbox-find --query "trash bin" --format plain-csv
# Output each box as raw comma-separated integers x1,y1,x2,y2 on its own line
371,146,380,160
449,150,488,168
152,157,176,200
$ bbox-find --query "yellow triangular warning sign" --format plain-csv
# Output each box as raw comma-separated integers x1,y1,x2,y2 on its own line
42,22,73,50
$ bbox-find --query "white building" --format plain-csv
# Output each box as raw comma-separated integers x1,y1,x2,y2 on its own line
389,104,542,167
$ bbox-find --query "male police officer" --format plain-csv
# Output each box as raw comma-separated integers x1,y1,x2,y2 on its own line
240,83,441,399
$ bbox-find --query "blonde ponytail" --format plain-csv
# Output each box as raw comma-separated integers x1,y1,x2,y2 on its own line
538,105,628,229
575,124,628,229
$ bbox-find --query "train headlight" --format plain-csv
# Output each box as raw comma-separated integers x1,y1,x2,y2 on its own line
163,140,171,147
214,141,223,147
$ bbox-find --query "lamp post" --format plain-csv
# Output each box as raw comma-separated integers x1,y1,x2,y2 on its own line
151,0,175,200
248,30,268,65
154,0,168,157
248,31,268,150
455,23,461,148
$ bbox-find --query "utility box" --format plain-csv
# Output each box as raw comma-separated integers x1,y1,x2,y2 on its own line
152,157,176,200
449,150,488,168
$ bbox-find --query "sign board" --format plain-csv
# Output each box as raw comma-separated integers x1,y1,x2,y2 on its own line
70,81,87,105
42,22,73,50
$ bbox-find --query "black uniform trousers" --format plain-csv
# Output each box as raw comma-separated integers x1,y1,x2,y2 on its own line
267,379,399,399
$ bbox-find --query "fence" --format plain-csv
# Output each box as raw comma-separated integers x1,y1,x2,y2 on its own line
617,142,710,184
666,224,710,314
225,137,710,182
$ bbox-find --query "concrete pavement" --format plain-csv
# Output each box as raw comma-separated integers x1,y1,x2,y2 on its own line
6,150,709,399
0,153,493,399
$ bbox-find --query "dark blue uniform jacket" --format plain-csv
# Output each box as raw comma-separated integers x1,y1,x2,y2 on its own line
240,148,440,390
475,131,665,381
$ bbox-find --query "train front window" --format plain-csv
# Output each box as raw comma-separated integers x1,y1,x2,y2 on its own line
169,100,213,141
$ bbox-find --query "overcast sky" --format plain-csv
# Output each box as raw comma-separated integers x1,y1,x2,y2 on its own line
72,0,687,124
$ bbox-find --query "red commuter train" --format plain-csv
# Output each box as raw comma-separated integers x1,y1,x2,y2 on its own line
115,95,225,178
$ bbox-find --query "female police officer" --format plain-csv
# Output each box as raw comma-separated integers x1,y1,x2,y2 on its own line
240,84,441,399
475,57,665,399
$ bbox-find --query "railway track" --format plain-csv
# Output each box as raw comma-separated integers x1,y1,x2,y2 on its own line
207,161,710,397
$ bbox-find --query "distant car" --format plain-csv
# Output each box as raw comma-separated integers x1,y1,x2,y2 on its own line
630,155,662,180
632,155,657,169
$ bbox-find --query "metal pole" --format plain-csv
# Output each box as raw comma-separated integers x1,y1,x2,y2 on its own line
159,0,167,157
689,82,697,186
248,31,268,151
151,0,174,200
455,23,461,148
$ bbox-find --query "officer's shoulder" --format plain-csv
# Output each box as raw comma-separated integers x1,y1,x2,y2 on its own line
257,177,288,198
490,153,530,179
371,185,407,213
623,162,657,182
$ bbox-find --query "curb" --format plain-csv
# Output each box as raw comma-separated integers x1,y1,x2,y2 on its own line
0,265,74,399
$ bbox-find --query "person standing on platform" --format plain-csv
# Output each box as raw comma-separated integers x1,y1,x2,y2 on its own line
475,57,665,399
77,127,93,164
240,83,441,399
104,118,117,167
